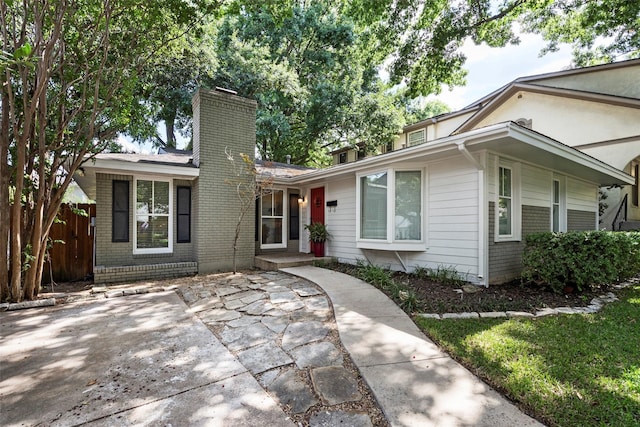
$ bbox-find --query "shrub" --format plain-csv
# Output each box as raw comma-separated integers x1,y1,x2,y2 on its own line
522,231,640,293
355,259,394,289
412,264,466,286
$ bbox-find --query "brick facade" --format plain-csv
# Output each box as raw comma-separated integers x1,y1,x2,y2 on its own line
488,202,550,284
192,89,257,273
94,174,196,267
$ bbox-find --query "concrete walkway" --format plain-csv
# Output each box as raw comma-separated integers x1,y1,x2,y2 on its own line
282,266,544,427
0,291,293,427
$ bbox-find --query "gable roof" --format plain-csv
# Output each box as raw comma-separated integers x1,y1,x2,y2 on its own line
453,82,640,135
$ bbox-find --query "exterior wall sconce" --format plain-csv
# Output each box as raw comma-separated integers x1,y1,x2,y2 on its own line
298,195,305,203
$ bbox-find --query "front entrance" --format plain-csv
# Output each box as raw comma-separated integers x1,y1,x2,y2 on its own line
310,187,325,225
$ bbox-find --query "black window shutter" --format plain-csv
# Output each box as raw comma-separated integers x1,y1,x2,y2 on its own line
177,186,191,243
112,180,129,242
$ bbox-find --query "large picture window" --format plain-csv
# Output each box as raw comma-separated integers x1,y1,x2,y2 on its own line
134,179,172,253
261,190,285,248
358,168,423,249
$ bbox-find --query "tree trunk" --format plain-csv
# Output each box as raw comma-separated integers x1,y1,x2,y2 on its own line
0,92,10,301
165,116,176,149
10,136,25,303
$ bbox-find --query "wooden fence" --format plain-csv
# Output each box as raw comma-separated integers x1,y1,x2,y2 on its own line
42,203,95,283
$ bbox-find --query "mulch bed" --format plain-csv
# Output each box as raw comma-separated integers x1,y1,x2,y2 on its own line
326,263,614,314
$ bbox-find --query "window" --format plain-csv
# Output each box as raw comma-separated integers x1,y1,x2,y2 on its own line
177,186,191,243
338,152,347,164
134,179,172,253
495,161,521,241
498,167,512,236
633,163,639,207
358,168,423,249
261,190,285,248
112,180,129,242
395,171,422,240
361,172,387,239
551,177,566,233
552,180,560,232
408,129,425,147
357,149,366,161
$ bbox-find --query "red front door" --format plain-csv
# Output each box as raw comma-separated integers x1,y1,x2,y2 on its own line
310,187,324,225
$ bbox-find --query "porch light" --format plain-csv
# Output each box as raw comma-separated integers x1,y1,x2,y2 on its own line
298,195,305,203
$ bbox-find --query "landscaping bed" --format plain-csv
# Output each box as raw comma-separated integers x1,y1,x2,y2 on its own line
322,261,615,314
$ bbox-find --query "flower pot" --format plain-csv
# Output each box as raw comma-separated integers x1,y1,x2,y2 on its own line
311,241,325,257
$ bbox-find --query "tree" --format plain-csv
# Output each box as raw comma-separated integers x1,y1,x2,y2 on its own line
225,148,273,274
210,1,407,166
519,0,640,65
0,0,215,302
127,29,218,149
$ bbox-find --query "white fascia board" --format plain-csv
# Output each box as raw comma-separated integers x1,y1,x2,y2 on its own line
86,158,199,179
501,125,633,185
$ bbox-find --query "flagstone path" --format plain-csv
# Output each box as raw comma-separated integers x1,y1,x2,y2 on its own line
175,271,386,427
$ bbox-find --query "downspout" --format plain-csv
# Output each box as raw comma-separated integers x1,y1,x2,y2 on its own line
457,142,488,287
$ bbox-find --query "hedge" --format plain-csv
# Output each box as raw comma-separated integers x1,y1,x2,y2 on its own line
522,231,640,293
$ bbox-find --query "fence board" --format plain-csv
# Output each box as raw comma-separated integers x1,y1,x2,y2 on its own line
42,203,95,283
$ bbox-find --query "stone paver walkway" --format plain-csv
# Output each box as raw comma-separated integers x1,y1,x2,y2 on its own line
176,271,384,427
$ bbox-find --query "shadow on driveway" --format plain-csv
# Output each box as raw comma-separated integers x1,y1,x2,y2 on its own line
0,292,293,426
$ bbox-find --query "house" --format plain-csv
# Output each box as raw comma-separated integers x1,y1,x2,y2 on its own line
333,58,640,231
74,61,636,286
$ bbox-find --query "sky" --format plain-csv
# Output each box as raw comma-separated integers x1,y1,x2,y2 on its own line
429,32,574,110
117,31,574,154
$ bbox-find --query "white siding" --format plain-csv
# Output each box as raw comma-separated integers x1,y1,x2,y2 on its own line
567,177,598,212
522,164,553,207
325,155,481,283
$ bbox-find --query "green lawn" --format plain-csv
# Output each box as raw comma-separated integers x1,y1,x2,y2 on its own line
415,285,640,427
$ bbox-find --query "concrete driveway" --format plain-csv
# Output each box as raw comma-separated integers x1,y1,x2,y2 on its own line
0,291,293,427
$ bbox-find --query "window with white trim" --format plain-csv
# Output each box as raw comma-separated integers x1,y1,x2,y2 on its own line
358,168,423,249
134,178,173,254
408,129,425,147
495,160,521,241
261,190,286,248
498,166,512,236
552,179,560,232
551,177,566,232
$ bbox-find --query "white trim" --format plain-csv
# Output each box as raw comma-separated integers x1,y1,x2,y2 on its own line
260,189,287,249
495,160,521,242
90,159,199,178
132,177,174,255
356,167,426,251
551,175,567,232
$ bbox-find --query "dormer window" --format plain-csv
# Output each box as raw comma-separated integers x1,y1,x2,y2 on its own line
408,129,426,147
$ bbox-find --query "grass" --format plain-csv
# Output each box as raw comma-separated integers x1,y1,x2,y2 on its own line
415,284,640,427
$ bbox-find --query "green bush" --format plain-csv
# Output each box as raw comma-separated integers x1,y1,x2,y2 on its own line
522,231,640,293
412,264,466,286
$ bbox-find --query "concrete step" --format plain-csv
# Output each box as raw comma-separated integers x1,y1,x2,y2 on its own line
255,254,334,271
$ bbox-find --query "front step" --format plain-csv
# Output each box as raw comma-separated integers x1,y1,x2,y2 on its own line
619,221,640,231
255,254,334,270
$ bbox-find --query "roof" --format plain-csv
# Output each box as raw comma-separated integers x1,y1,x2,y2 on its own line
73,150,198,200
280,122,633,188
256,160,315,178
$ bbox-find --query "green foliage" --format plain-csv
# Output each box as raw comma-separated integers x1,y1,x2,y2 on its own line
209,1,405,166
352,260,422,313
304,222,330,243
522,231,640,293
519,0,640,66
416,285,640,427
412,264,467,286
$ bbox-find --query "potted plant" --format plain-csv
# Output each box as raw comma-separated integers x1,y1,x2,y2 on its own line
304,222,330,257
